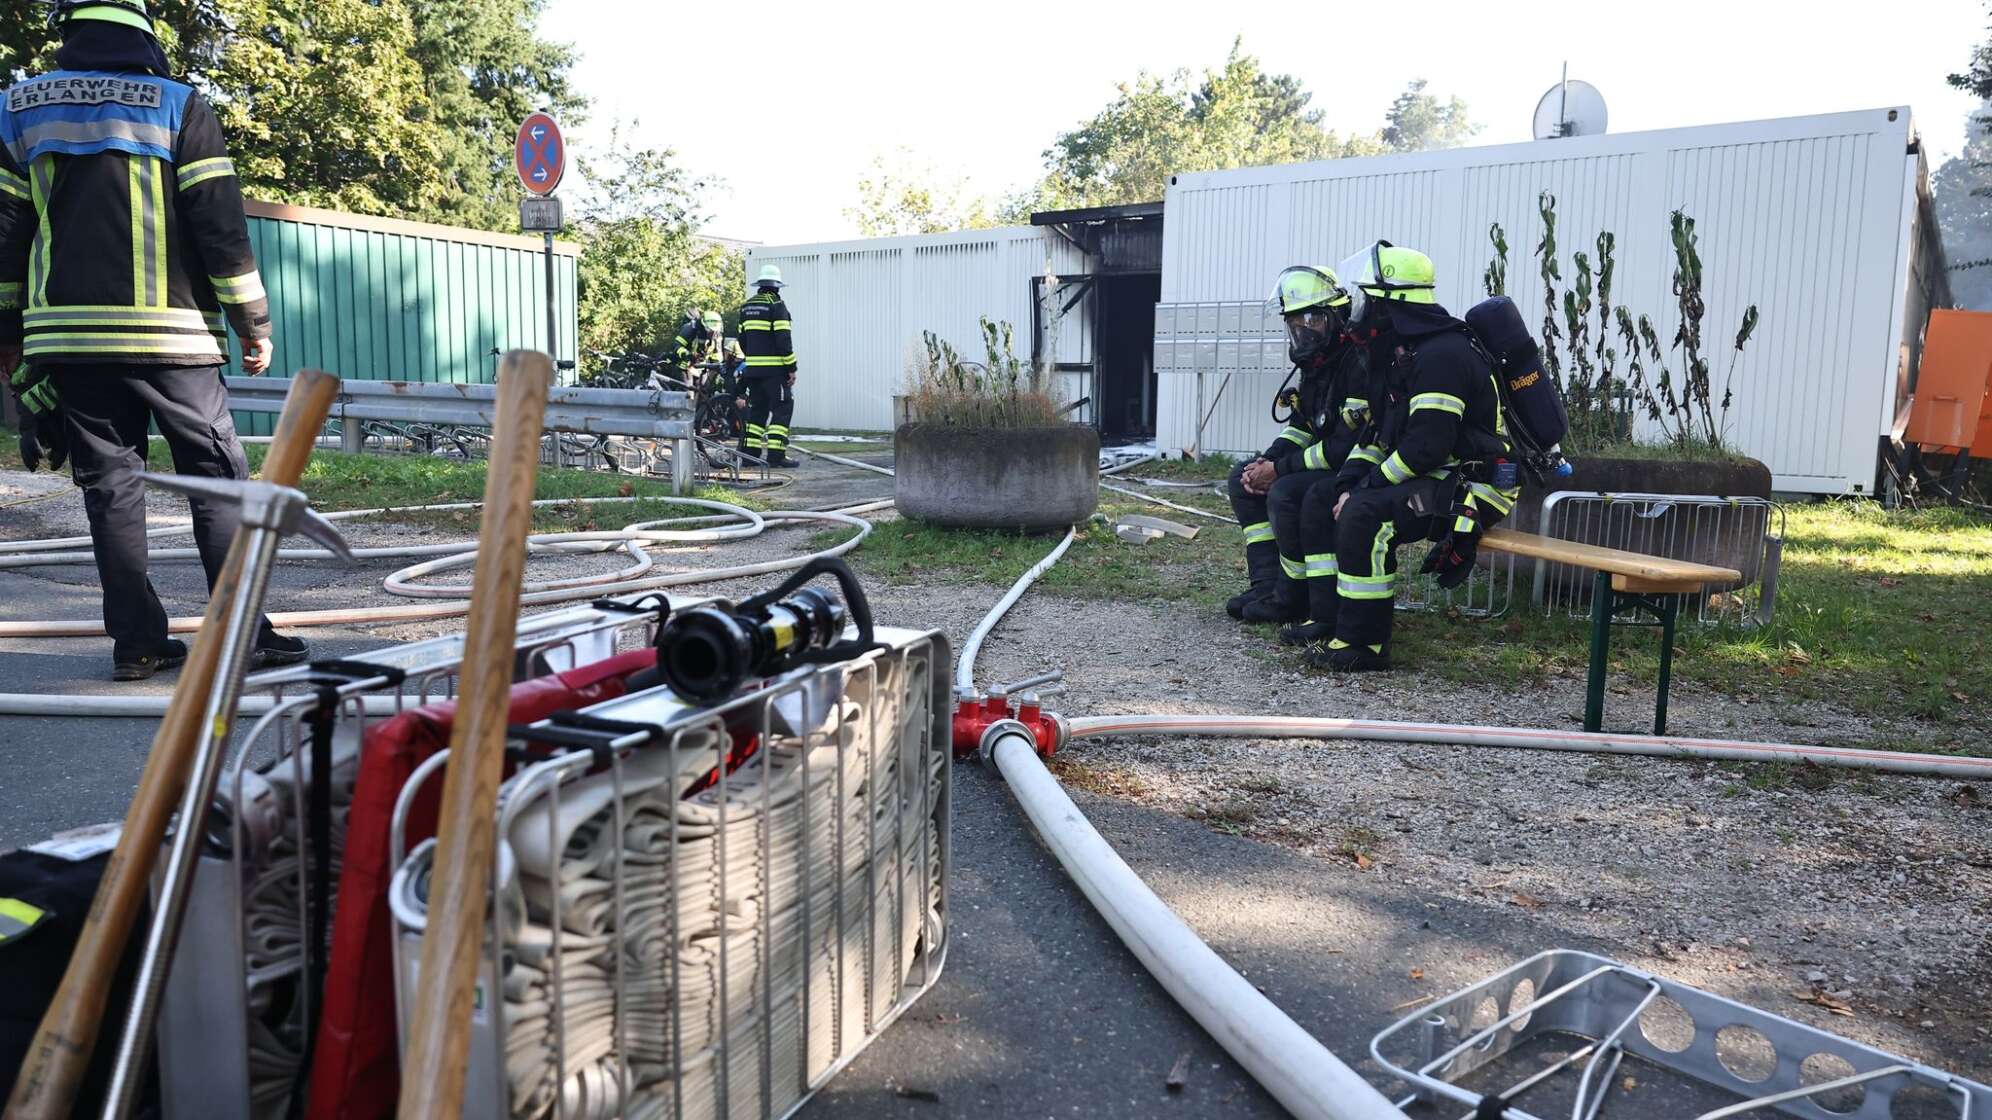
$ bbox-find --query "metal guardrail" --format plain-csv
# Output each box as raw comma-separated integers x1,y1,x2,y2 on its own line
226,377,697,492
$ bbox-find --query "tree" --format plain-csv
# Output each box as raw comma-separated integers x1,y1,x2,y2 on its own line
1382,78,1481,153
845,149,996,237
1015,40,1473,212
1952,3,1992,101
573,128,741,378
0,0,577,229
1935,102,1992,310
405,0,580,231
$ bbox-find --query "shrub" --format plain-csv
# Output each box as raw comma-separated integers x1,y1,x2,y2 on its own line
902,316,1066,428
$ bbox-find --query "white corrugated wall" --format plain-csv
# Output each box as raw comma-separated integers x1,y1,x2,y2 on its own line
747,227,1090,432
1160,108,1922,493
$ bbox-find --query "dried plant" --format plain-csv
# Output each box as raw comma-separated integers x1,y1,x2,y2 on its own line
902,316,1065,428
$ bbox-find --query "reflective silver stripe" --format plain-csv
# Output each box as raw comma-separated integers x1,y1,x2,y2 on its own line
1279,555,1306,579
25,306,223,329
24,331,226,357
137,157,162,306
208,270,266,305
175,157,234,190
1380,451,1413,484
1302,553,1337,577
13,117,175,162
0,168,25,201
1242,521,1274,545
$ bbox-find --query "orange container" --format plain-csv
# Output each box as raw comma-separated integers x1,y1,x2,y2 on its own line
1905,309,1992,454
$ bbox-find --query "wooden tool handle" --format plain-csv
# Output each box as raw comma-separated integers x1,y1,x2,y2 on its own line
397,352,552,1119
6,369,339,1120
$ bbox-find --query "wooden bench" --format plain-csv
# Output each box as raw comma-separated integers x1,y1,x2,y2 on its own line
1478,528,1742,735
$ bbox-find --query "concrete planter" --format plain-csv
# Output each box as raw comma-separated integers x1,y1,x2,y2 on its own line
1507,454,1775,590
894,422,1100,530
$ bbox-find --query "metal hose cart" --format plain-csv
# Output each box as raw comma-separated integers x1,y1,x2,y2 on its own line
152,596,679,1117
385,623,948,1119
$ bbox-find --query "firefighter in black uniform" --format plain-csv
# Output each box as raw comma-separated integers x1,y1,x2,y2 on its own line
0,0,309,680
1299,241,1519,671
1226,265,1366,626
735,264,796,467
669,308,723,376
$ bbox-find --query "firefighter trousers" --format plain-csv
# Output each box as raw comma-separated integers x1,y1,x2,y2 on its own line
739,374,794,458
1324,476,1451,648
49,363,277,661
1262,469,1336,614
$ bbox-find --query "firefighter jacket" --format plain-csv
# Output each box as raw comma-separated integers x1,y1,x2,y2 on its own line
1262,343,1367,477
1334,301,1520,523
670,318,715,367
0,69,271,365
735,286,795,379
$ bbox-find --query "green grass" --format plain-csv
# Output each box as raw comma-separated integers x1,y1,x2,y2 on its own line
821,476,1991,745
1385,501,1992,744
1128,453,1240,482
811,486,1243,607
0,430,761,533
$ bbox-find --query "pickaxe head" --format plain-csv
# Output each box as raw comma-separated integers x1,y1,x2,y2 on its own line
139,472,356,564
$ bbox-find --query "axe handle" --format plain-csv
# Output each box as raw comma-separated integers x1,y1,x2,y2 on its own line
6,368,340,1120
397,351,552,1119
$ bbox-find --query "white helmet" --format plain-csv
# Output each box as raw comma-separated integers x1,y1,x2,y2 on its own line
754,264,784,288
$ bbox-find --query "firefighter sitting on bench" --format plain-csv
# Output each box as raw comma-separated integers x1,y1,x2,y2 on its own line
1224,264,1369,626
1299,241,1521,671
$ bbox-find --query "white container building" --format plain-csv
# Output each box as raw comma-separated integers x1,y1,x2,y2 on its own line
752,107,1947,494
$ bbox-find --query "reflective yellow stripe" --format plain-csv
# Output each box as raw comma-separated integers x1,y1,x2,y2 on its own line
0,168,26,201
1467,481,1518,515
175,157,234,190
1242,521,1274,545
744,423,766,434
208,270,265,305
1279,555,1306,579
738,320,772,331
1302,553,1337,578
1409,392,1465,416
1348,445,1383,466
131,158,146,309
148,158,166,306
1302,442,1329,471
770,319,792,330
1380,451,1413,484
1337,573,1394,599
744,355,788,365
1277,426,1310,446
30,158,52,306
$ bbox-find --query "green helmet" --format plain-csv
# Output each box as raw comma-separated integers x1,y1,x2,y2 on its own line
701,310,723,334
1333,240,1437,325
48,0,155,35
1266,265,1352,366
1265,265,1351,317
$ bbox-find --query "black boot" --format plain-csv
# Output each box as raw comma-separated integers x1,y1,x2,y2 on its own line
1241,569,1306,624
1225,541,1280,620
1311,639,1391,672
1278,574,1341,645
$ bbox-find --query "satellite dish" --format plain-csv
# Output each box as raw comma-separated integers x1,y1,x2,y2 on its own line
1533,76,1608,140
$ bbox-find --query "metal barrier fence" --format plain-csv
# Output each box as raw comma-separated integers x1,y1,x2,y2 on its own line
226,377,698,494
1534,492,1784,627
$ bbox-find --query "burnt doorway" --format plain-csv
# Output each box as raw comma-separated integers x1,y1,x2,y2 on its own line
1095,272,1161,440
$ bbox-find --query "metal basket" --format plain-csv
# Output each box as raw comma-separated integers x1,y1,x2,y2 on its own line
386,626,950,1120
1371,949,1990,1119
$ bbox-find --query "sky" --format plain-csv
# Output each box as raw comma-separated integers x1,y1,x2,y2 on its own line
539,0,1985,246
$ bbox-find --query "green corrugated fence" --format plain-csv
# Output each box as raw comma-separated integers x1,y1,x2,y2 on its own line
233,199,580,435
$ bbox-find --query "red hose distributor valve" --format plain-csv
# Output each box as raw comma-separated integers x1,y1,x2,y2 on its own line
951,671,1068,760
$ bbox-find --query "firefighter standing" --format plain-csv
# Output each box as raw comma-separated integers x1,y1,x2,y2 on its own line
1298,241,1518,672
1225,265,1366,627
735,264,796,467
0,0,309,680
